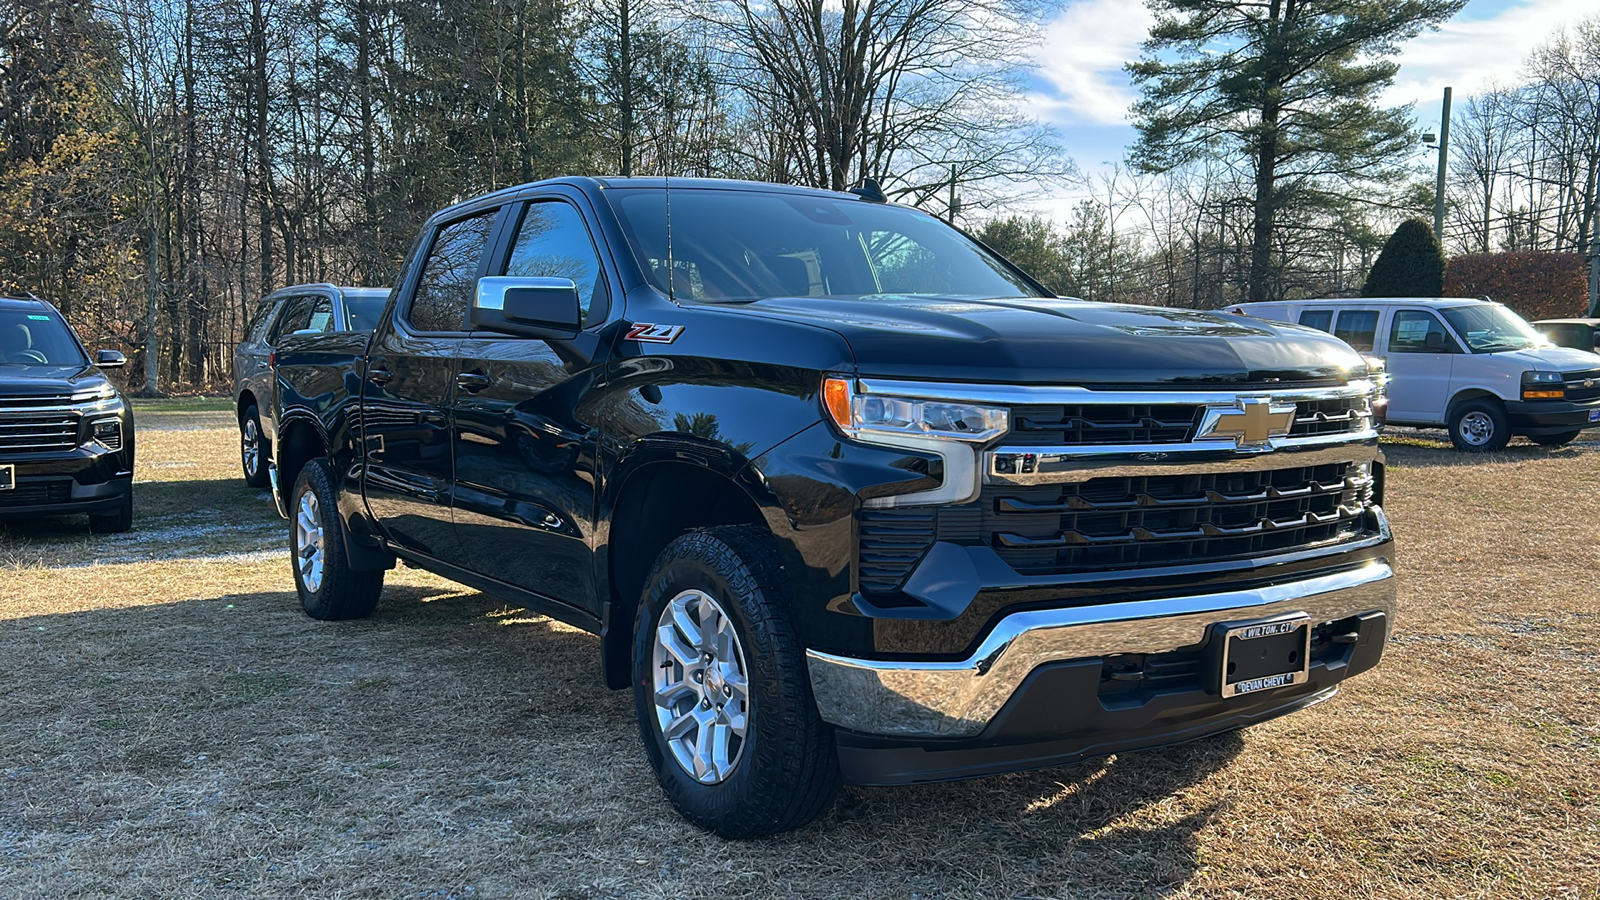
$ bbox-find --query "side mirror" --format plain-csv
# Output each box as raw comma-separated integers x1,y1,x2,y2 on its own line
470,276,582,340
96,349,127,368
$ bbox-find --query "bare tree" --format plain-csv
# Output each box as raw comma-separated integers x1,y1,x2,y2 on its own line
694,0,1071,215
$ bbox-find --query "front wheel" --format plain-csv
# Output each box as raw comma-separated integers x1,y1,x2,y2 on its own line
1448,398,1511,452
240,404,270,488
89,490,133,534
290,459,383,620
632,526,840,838
1530,429,1583,447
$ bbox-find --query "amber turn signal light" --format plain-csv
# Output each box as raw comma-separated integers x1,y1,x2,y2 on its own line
823,377,852,430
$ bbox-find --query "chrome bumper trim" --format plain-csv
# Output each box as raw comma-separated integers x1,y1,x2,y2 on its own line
987,441,1381,485
806,561,1395,738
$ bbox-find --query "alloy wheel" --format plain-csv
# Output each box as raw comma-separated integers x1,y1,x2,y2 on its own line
295,489,326,594
651,589,751,784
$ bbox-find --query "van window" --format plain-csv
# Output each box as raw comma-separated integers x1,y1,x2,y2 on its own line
1333,310,1379,351
1389,310,1457,353
1298,309,1333,332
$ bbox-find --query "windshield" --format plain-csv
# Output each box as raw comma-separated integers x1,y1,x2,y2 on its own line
342,291,389,332
608,188,1047,303
1439,304,1545,353
0,308,87,366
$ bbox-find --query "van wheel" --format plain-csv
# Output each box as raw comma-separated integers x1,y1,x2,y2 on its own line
1448,398,1510,452
240,404,270,488
1530,429,1582,447
632,526,840,838
291,458,383,620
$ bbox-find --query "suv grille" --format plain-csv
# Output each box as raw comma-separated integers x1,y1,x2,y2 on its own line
0,410,80,453
0,479,71,506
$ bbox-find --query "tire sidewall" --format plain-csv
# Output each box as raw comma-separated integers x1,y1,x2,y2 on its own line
291,460,336,617
632,545,763,819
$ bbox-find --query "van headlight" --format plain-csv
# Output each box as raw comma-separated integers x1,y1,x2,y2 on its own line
823,377,1009,507
1522,370,1565,400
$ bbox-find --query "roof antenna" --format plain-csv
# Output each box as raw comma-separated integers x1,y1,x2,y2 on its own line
664,170,677,305
848,177,887,203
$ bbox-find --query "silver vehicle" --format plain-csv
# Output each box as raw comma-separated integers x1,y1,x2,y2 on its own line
232,284,388,487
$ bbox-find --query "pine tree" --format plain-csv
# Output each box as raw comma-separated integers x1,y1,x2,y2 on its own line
1362,218,1446,297
1128,0,1465,304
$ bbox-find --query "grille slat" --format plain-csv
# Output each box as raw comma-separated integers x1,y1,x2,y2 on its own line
985,462,1374,576
0,410,79,452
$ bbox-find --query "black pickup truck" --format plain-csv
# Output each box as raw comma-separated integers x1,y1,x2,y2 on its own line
270,177,1395,838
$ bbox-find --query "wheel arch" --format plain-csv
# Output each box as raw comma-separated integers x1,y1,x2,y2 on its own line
599,449,782,690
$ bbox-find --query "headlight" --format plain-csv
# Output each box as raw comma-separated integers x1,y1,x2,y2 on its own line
824,378,1008,442
90,417,122,450
1522,370,1565,400
823,377,1009,507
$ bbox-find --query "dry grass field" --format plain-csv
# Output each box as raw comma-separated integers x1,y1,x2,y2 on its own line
2,400,1598,899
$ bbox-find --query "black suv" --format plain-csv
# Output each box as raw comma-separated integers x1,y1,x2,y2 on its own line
0,293,134,533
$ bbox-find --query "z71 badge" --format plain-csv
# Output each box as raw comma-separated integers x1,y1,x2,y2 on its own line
626,323,685,344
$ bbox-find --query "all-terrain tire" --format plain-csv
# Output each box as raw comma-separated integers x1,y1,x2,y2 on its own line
240,404,270,488
1448,398,1511,452
291,458,383,620
88,490,133,534
632,526,841,839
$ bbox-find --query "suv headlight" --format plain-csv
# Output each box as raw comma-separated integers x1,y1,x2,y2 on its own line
1522,370,1565,400
823,377,1009,507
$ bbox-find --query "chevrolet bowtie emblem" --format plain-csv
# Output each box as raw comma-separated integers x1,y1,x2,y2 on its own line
1198,397,1297,448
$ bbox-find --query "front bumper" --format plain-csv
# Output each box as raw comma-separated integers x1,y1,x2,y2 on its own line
807,561,1395,784
1505,398,1600,435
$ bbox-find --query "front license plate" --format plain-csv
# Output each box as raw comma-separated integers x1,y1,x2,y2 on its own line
1587,409,1600,423
1215,614,1311,698
0,464,13,491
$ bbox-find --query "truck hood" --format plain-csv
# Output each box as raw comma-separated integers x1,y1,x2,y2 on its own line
0,365,118,398
734,295,1368,386
1494,345,1600,372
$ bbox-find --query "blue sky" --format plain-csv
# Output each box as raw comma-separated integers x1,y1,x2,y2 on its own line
1020,0,1600,216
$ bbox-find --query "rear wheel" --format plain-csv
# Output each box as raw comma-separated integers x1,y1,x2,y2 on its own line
1530,430,1583,447
291,458,383,620
632,526,840,838
1448,398,1510,452
240,404,270,488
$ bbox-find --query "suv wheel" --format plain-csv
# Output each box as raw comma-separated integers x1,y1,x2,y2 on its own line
1448,398,1510,452
632,526,840,838
240,404,270,488
291,459,383,620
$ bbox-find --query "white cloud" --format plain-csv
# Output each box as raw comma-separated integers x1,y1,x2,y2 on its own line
1026,0,1155,126
1385,0,1600,113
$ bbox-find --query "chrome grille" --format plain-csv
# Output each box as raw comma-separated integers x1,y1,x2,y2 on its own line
1290,395,1372,438
984,462,1373,575
0,410,80,453
1562,369,1600,403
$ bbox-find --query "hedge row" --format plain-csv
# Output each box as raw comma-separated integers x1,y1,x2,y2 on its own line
1443,251,1590,320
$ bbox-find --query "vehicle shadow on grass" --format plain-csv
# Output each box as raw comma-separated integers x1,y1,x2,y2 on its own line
1380,431,1598,469
2,581,1243,897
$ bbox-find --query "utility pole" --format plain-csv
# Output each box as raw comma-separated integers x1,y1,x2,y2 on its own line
1433,86,1452,242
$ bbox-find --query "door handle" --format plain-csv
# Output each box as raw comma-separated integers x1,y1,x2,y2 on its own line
368,365,393,385
456,371,490,392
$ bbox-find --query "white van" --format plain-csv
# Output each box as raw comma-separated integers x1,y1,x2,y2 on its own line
1224,298,1600,451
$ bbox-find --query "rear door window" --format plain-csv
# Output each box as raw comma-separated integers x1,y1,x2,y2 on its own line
269,295,315,342
407,210,499,333
1298,309,1334,332
1333,310,1379,351
305,295,335,333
